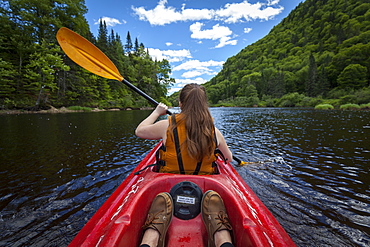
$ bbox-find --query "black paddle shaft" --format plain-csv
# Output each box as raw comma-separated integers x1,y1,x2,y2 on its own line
122,79,172,115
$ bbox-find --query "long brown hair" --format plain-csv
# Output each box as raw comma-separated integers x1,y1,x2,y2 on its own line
175,83,215,161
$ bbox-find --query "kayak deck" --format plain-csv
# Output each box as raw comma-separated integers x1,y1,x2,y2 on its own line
69,143,295,247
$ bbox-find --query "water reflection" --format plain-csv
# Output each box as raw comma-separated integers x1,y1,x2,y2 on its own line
0,108,369,246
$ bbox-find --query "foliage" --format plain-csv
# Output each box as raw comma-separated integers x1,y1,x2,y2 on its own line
168,90,180,107
276,92,305,107
337,64,367,89
340,103,361,110
360,103,370,109
0,58,16,101
315,104,334,110
205,87,369,109
213,101,236,107
204,0,370,105
0,0,174,109
67,106,92,111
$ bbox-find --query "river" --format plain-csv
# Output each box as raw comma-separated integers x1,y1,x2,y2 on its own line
0,108,369,246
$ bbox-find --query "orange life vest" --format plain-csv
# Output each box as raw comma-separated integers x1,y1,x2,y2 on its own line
158,114,218,175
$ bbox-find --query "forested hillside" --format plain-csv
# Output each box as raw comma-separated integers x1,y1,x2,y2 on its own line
203,0,370,107
0,0,174,110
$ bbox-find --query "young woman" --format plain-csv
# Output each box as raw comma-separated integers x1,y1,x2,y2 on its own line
136,84,235,247
135,83,232,174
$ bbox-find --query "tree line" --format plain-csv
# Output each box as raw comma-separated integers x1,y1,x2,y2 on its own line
201,0,370,108
0,0,174,110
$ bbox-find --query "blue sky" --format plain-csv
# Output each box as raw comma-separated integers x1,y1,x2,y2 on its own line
84,0,303,94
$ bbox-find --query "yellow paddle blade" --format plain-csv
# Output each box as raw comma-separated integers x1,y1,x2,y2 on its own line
233,155,249,166
56,27,124,81
239,160,248,166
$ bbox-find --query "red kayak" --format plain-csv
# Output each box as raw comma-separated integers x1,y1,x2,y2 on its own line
69,142,296,247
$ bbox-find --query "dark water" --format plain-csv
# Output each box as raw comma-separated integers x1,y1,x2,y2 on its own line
0,108,369,246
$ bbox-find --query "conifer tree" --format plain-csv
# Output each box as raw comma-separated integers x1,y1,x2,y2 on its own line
125,31,133,54
97,20,108,52
306,53,318,97
134,37,140,55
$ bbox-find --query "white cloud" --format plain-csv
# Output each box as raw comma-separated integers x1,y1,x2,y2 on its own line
132,0,283,26
94,17,125,27
189,22,237,48
181,70,204,78
176,77,208,85
173,60,223,71
268,0,280,6
147,48,192,62
215,36,238,48
132,0,212,25
169,76,214,95
173,59,223,79
214,1,283,23
190,22,230,40
181,70,217,78
168,78,209,95
168,87,181,95
165,42,173,46
244,27,252,33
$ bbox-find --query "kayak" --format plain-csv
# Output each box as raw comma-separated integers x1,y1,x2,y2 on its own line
69,142,296,247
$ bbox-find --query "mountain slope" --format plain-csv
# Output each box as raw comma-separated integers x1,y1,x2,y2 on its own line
204,0,370,105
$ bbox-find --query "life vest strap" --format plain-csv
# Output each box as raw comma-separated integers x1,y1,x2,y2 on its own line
193,161,202,175
171,115,186,174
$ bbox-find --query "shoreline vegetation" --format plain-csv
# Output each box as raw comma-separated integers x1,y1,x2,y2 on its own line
0,106,155,115
1,102,369,115
196,89,370,111
2,87,370,115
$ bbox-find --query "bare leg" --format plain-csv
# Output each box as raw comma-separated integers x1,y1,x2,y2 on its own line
140,228,160,247
214,229,233,247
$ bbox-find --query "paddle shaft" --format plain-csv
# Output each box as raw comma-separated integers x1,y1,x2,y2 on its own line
122,79,172,115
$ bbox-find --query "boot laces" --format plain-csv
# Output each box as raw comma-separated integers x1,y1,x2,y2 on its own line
216,211,232,230
143,210,165,229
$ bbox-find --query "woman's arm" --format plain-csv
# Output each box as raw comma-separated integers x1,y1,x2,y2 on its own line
135,103,169,140
215,128,233,162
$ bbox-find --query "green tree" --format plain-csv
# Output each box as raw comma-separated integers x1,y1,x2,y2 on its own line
134,37,140,55
157,59,175,93
338,64,368,89
237,72,261,97
0,58,16,100
24,41,70,107
306,53,319,97
317,65,330,96
125,31,133,54
97,20,109,52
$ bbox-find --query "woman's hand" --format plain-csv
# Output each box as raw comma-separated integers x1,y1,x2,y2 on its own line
154,103,168,116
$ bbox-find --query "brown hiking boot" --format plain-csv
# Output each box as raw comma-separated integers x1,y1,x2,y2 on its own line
142,192,173,247
202,190,233,247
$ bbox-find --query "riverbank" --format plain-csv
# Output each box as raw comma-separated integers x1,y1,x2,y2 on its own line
3,101,369,115
0,106,155,115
